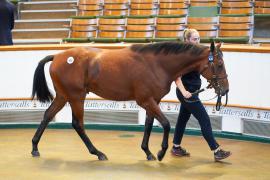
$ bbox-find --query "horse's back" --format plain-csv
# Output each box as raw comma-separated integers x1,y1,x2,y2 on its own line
48,46,138,100
86,48,144,100
48,46,167,102
87,48,166,101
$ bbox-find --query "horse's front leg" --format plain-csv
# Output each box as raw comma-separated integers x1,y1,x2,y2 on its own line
141,114,156,160
141,98,171,161
154,112,171,161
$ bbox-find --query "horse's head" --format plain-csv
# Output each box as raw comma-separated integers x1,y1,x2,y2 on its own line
200,42,229,97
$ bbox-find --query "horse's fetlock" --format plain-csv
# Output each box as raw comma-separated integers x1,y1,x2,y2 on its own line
141,144,148,151
32,138,38,145
161,143,168,150
90,149,98,155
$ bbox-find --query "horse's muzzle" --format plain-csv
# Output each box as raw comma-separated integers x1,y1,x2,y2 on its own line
221,89,229,96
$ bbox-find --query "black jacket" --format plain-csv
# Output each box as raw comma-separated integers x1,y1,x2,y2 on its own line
181,71,201,92
0,0,15,45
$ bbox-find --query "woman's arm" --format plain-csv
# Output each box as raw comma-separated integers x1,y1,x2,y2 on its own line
175,77,192,98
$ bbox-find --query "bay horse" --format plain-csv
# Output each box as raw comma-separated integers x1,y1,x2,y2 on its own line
31,41,229,161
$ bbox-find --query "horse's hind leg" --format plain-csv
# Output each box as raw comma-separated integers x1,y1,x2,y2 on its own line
141,114,156,160
32,95,66,157
70,99,108,161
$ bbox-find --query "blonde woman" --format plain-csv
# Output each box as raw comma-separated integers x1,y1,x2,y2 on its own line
171,29,231,161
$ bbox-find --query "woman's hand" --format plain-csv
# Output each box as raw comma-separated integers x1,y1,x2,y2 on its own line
175,77,192,99
182,90,192,99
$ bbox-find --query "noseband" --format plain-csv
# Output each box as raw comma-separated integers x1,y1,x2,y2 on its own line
206,59,228,111
207,59,228,94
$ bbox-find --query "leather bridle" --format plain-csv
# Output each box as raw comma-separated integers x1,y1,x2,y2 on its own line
193,48,228,110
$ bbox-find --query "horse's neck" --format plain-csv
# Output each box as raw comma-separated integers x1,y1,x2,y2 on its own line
160,52,208,80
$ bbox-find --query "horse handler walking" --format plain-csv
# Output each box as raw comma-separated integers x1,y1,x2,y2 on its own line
171,29,231,161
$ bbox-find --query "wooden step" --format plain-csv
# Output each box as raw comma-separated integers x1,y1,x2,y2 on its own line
13,38,63,44
30,0,76,1
20,9,77,19
19,1,77,10
12,28,70,39
14,19,70,29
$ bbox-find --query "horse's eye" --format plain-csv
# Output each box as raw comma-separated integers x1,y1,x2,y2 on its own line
218,61,223,67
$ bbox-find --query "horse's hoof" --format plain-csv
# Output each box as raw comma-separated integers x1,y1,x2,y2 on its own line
98,154,108,161
157,150,165,161
147,154,157,161
31,150,40,157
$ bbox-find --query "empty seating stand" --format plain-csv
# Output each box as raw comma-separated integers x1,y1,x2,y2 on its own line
103,0,129,16
217,15,253,43
190,0,218,7
218,0,254,43
255,0,270,14
253,0,270,43
62,0,267,44
186,0,219,42
188,1,219,17
96,16,126,42
220,1,253,15
13,0,77,44
155,15,186,41
130,0,158,16
187,16,218,42
63,15,156,43
65,17,97,42
124,16,155,42
159,0,189,16
77,0,103,16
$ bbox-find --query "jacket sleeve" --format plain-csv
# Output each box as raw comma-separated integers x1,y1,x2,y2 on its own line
10,6,15,30
7,3,15,30
10,13,14,30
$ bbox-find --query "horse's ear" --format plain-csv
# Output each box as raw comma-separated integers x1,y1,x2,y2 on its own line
210,41,215,52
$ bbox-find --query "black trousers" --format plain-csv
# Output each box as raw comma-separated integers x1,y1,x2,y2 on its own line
173,88,219,150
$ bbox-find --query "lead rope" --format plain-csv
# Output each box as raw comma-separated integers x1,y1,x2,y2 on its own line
183,94,217,103
216,95,222,111
183,84,228,111
183,84,217,103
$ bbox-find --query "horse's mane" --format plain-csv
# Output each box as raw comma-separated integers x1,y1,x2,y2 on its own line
130,41,208,56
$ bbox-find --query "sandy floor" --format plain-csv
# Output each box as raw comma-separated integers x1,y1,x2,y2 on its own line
0,129,270,180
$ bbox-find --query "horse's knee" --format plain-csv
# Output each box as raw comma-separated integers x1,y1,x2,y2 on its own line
161,121,171,132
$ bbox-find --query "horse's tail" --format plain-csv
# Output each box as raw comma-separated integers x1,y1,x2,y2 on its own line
31,55,54,103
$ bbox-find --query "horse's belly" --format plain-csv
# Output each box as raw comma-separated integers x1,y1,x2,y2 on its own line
92,89,134,101
89,82,134,101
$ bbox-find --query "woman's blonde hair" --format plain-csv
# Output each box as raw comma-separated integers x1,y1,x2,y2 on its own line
183,28,199,42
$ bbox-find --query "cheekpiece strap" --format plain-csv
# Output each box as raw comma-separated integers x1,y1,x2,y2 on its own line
208,52,214,62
